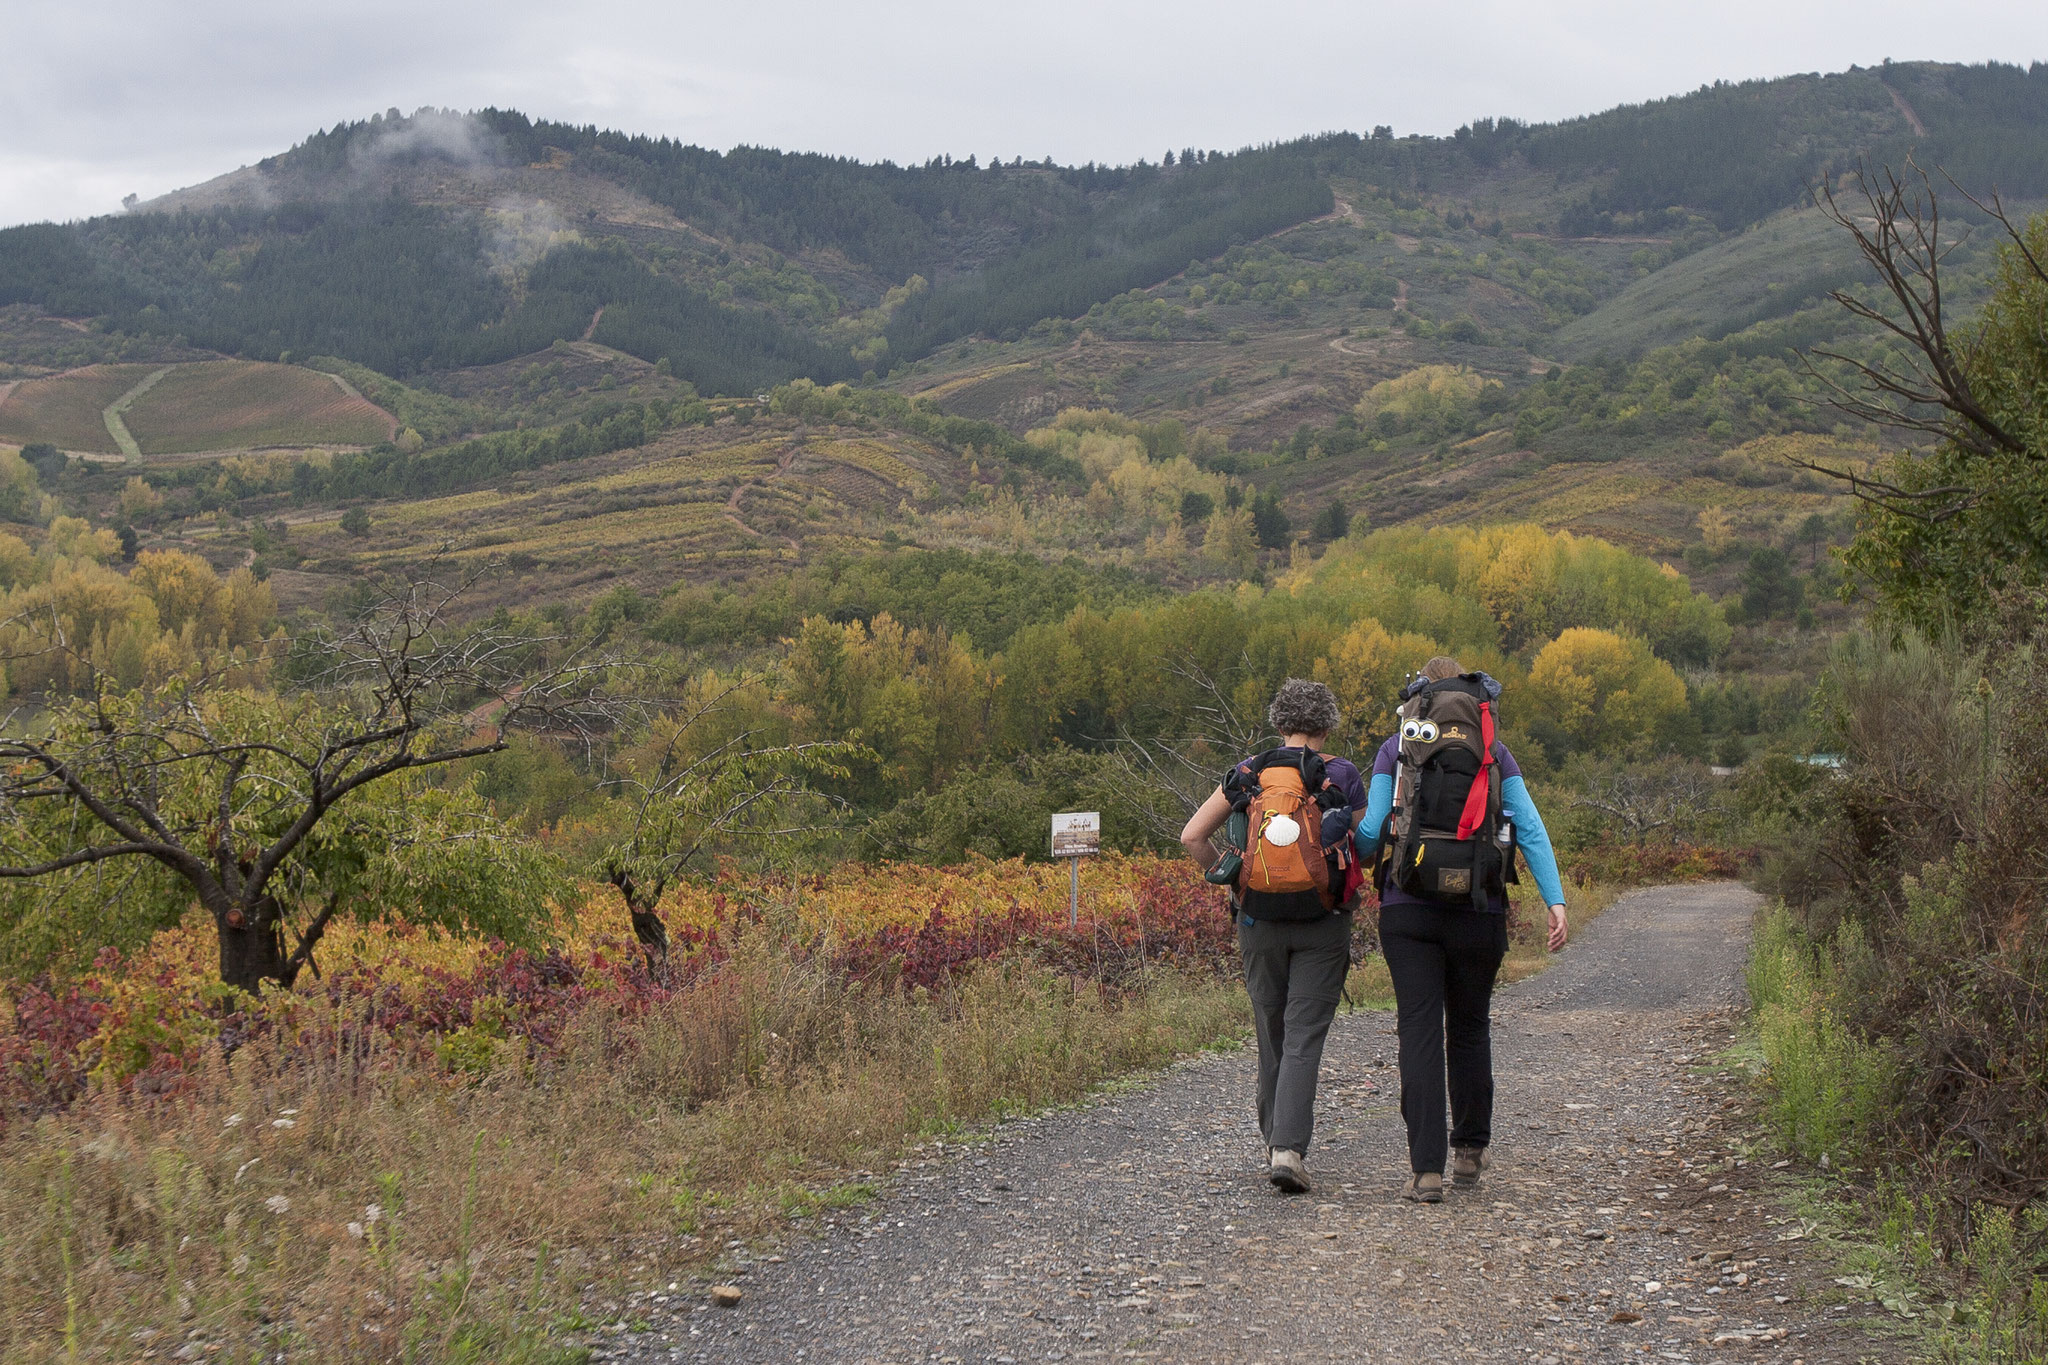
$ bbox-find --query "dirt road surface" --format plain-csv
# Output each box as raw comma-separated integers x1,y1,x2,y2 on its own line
605,884,1897,1364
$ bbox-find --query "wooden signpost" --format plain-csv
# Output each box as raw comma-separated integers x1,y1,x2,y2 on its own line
1049,811,1100,925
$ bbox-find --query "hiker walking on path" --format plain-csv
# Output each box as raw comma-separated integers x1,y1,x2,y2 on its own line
1179,679,1364,1196
1354,655,1569,1203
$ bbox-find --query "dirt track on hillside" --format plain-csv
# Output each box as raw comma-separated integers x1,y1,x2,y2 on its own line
602,884,1900,1364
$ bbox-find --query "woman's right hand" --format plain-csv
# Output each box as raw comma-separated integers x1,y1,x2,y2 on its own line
1547,904,1568,952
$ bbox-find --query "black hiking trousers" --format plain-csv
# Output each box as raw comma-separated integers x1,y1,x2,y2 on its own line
1237,911,1352,1157
1380,902,1509,1176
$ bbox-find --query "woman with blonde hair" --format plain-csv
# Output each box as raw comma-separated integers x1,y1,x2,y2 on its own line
1353,655,1568,1203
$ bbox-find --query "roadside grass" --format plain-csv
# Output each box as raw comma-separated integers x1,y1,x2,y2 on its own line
1742,903,2048,1364
0,871,1248,1363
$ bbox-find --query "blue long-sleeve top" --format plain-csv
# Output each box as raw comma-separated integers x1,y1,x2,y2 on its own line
1351,736,1567,909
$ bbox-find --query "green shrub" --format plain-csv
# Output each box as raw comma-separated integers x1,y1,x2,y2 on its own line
1747,906,1895,1164
1753,617,2048,1359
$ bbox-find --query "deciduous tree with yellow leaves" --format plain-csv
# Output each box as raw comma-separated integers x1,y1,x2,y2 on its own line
1522,627,1689,758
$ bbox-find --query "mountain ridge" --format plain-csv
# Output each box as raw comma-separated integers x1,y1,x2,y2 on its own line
7,60,2045,400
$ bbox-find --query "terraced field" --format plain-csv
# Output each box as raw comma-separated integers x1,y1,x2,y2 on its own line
125,361,394,454
0,360,394,457
0,363,162,453
294,427,966,595
1456,432,1864,553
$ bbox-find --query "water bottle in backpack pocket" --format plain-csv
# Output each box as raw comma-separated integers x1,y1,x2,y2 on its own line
1204,807,1248,886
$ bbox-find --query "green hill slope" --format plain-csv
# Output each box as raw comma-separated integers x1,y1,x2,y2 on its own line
1550,208,1864,358
0,57,2041,611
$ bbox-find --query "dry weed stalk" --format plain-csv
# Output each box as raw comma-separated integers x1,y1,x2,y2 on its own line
0,906,1244,1362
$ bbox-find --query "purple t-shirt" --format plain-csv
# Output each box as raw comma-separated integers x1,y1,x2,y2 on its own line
1370,735,1520,913
1326,753,1368,811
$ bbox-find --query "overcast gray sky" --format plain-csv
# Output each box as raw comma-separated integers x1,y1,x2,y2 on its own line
6,0,2046,227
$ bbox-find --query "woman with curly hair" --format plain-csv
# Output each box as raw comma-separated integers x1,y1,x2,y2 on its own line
1179,678,1363,1195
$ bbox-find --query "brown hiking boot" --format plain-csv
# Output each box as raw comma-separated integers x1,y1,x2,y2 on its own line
1268,1148,1311,1194
1451,1145,1489,1185
1402,1172,1444,1203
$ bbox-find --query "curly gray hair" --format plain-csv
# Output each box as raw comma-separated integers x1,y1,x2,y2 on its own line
1268,678,1341,738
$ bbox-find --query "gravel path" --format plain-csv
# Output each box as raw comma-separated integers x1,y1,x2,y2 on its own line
607,884,1894,1364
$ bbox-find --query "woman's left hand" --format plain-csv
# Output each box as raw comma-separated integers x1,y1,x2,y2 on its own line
1547,904,1568,952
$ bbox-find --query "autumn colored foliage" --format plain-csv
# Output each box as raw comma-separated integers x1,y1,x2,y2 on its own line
0,855,1244,1129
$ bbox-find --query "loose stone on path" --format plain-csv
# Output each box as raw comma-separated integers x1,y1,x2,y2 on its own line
604,884,1893,1364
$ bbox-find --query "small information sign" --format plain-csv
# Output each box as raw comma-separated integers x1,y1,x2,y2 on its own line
1050,811,1100,925
1049,811,1101,858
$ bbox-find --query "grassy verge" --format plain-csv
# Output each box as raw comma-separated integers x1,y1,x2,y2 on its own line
0,906,1246,1363
1743,904,2048,1364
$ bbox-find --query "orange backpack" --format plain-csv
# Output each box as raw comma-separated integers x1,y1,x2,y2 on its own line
1239,758,1333,903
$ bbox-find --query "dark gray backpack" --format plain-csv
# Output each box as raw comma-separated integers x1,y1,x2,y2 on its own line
1383,675,1512,909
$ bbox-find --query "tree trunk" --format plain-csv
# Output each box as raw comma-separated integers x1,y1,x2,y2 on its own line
217,896,290,994
610,870,669,974
629,906,670,962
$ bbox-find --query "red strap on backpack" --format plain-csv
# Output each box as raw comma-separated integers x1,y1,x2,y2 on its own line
1454,701,1495,840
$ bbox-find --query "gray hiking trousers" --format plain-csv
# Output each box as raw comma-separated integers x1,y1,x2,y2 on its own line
1237,911,1351,1156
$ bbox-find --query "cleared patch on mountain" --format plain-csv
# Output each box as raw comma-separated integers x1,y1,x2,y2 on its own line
916,362,1085,429
421,341,706,430
125,361,396,455
1550,208,1864,359
0,363,162,453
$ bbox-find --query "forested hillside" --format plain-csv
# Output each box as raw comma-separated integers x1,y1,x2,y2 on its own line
3,60,2040,707
0,64,2037,677
4,62,2046,402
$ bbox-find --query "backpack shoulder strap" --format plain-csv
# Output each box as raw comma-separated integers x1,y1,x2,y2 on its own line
1453,700,1498,840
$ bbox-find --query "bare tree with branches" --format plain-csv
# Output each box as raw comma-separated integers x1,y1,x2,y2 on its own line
0,570,617,992
1803,159,2048,532
1095,653,1273,844
1571,763,1725,843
